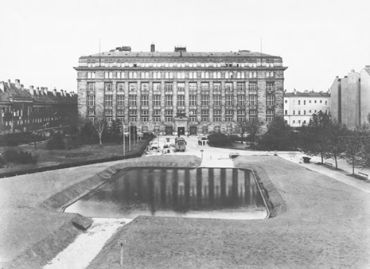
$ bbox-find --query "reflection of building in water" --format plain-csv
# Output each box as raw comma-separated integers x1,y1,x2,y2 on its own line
120,168,263,213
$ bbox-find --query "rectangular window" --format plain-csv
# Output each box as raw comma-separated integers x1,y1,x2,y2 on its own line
201,82,209,92
266,82,274,92
213,83,221,93
189,82,197,93
153,82,161,92
213,109,221,122
141,110,149,122
177,95,185,106
266,109,274,122
266,95,275,106
249,109,257,122
236,82,245,92
249,94,257,106
213,94,221,106
189,95,197,106
177,83,185,94
165,95,173,106
225,82,233,93
165,109,173,122
87,92,95,116
129,94,137,107
117,83,125,92
141,83,149,93
201,94,209,106
129,109,137,122
104,94,113,116
165,82,173,93
237,94,245,106
249,82,257,92
201,109,209,122
129,83,137,93
104,82,113,92
117,94,125,107
153,95,161,106
141,95,149,106
225,109,233,122
225,95,233,106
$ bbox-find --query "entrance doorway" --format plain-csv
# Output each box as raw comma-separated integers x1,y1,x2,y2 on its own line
165,126,173,135
189,126,197,135
177,127,185,136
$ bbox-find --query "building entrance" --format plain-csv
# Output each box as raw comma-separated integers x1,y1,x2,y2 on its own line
177,127,185,136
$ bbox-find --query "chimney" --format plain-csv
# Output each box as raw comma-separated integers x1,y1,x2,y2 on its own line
15,79,21,89
150,44,155,52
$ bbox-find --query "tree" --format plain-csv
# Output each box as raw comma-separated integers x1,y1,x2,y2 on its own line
258,116,295,150
326,121,348,169
301,111,331,163
343,129,364,175
237,119,261,144
93,118,106,145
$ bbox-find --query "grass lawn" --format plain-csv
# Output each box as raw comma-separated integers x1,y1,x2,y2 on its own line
0,140,147,175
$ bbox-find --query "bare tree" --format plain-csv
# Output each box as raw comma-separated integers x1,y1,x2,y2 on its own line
93,117,106,145
237,119,261,144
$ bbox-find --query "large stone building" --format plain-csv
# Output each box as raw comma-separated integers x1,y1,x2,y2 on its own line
0,79,77,134
75,45,287,135
284,90,330,127
330,67,370,129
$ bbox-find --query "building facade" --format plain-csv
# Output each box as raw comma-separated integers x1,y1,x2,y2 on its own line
284,90,330,127
330,67,370,129
75,45,287,135
0,79,77,134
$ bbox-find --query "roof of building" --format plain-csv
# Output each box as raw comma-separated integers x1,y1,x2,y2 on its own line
81,48,281,61
0,80,77,105
285,91,330,98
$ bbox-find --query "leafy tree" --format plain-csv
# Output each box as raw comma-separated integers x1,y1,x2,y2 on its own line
324,121,348,169
301,111,331,163
237,119,261,144
208,133,231,147
343,129,365,175
258,116,295,150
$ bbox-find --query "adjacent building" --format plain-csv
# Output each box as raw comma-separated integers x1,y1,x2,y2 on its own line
0,79,77,134
330,67,370,129
284,90,330,127
75,44,287,135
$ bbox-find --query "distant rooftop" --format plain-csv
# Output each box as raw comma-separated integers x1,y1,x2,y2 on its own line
285,90,330,98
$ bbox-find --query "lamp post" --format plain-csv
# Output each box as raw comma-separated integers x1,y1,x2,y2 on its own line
122,119,125,157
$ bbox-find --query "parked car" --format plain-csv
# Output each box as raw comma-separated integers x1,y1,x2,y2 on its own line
229,152,240,159
175,137,187,152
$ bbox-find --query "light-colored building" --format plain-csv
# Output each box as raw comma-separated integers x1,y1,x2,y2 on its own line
284,90,330,127
74,44,287,136
330,67,370,129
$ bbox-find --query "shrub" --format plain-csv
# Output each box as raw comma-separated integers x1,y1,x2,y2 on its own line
0,132,43,146
46,133,66,150
208,133,231,147
3,148,38,164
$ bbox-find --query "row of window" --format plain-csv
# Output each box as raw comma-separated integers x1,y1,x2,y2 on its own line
87,81,271,93
91,70,268,80
85,61,277,68
87,93,271,108
284,109,328,115
284,99,328,105
95,109,274,123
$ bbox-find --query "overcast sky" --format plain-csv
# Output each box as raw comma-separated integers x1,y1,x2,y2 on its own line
0,0,369,93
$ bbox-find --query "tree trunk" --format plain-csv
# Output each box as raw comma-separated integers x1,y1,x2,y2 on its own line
240,133,243,144
320,152,324,164
352,156,355,175
334,154,338,169
99,134,102,145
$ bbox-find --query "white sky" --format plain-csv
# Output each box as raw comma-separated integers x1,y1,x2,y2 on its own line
0,0,369,93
